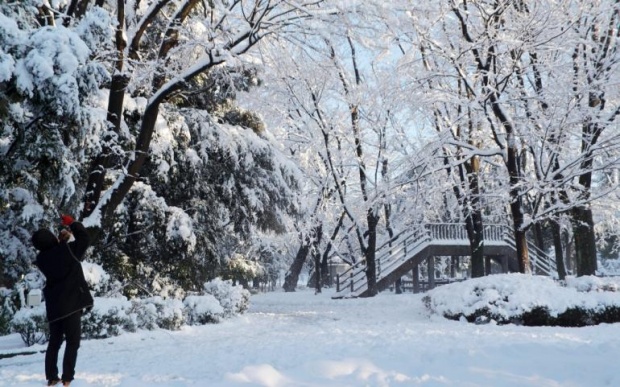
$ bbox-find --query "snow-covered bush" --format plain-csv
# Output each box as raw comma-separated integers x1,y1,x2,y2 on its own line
223,253,265,286
183,294,224,325
0,287,17,335
0,308,10,336
203,278,250,317
82,262,122,297
5,280,252,345
0,274,41,337
132,296,185,331
10,305,48,346
82,297,135,339
128,300,159,331
424,273,620,326
564,275,620,293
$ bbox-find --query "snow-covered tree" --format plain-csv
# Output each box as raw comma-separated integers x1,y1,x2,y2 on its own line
0,3,111,285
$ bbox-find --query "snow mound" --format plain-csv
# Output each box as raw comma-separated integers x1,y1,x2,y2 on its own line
424,273,620,324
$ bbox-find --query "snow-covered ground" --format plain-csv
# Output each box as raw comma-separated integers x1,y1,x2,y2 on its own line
1,279,619,387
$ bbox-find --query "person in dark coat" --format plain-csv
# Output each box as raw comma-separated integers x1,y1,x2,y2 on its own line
32,215,94,387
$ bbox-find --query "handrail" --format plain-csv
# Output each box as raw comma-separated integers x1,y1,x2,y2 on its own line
334,223,558,296
378,235,431,279
528,241,557,277
336,226,430,295
502,236,557,277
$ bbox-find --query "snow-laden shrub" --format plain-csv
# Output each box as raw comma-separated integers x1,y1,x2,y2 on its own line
82,262,122,297
0,309,10,335
128,299,159,330
82,297,135,339
10,305,48,346
424,273,620,326
183,294,224,325
1,274,44,337
0,287,16,335
564,275,620,293
223,253,265,285
203,278,250,317
5,277,251,345
132,296,184,331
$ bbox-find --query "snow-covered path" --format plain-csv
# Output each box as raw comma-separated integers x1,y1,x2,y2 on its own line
1,289,619,386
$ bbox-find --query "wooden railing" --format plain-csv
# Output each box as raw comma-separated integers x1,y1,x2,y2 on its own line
334,223,557,297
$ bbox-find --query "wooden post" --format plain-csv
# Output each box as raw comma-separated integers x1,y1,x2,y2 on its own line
428,256,435,289
336,274,340,292
412,266,420,293
350,272,354,292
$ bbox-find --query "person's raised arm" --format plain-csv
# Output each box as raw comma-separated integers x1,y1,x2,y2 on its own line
61,214,90,260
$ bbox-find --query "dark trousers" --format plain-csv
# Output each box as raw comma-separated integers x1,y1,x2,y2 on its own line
45,311,82,382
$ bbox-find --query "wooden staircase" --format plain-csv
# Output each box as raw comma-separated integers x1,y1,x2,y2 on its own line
332,223,557,299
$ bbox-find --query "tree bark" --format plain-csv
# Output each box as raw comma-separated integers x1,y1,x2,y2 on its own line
283,239,311,292
363,209,380,297
572,206,597,276
284,224,322,292
313,249,321,293
495,102,530,274
552,220,567,280
313,224,323,293
81,74,129,219
461,158,485,278
82,0,127,219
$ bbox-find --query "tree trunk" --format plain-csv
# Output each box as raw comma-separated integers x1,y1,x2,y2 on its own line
461,159,485,277
514,227,530,274
552,220,567,280
466,215,485,277
313,249,321,294
570,114,598,276
81,73,130,219
498,111,530,273
363,209,380,297
82,0,128,220
382,159,398,293
283,241,310,292
313,224,323,293
572,206,597,276
320,249,330,287
282,238,310,292
533,222,546,252
96,101,162,221
284,225,322,292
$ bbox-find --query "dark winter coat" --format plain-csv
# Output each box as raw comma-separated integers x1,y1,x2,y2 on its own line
33,222,94,323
